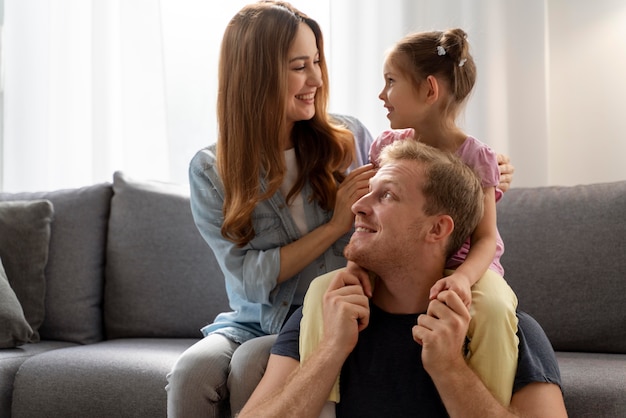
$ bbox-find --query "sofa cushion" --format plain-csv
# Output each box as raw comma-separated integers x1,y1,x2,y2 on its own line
0,256,33,347
556,352,626,417
104,172,227,339
0,340,78,418
1,183,113,344
10,338,195,418
0,200,53,343
498,180,626,353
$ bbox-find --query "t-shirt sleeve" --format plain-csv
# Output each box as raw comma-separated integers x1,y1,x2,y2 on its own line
513,311,563,393
270,306,303,360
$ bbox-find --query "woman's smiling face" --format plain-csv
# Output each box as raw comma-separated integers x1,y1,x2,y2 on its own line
285,22,323,128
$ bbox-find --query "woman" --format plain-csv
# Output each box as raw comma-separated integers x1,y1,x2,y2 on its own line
166,2,375,417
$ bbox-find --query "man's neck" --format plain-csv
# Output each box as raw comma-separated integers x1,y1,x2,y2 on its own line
370,268,441,314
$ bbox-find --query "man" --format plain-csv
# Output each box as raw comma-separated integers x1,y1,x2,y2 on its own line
238,140,567,418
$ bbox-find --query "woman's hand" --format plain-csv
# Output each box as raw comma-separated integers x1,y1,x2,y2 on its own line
330,164,375,234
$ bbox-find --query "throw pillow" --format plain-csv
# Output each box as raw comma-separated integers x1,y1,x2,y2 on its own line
0,199,54,342
104,171,227,339
0,256,34,347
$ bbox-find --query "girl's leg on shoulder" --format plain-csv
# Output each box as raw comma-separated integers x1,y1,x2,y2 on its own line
465,269,519,406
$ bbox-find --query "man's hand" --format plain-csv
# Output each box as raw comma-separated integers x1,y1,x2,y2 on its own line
321,270,371,356
345,261,374,298
412,290,471,375
429,273,472,308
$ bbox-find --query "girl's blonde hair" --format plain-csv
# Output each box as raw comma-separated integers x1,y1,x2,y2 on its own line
217,1,355,246
388,28,477,120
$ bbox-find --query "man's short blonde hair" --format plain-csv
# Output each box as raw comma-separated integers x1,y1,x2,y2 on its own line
379,140,484,258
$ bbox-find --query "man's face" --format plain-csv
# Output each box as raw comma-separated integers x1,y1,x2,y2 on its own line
344,159,434,272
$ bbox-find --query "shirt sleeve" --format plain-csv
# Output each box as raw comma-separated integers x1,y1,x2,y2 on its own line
369,128,415,166
189,147,281,305
456,137,503,201
271,306,303,360
513,311,563,393
330,114,375,170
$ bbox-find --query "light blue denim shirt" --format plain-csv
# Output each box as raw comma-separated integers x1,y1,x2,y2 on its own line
189,114,373,344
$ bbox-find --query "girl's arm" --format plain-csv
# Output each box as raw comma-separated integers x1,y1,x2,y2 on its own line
429,186,498,305
455,186,498,286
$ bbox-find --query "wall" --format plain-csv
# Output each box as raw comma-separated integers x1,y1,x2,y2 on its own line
548,0,626,186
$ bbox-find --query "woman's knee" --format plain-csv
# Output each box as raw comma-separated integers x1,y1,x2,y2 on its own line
168,334,238,390
230,335,276,380
228,335,277,414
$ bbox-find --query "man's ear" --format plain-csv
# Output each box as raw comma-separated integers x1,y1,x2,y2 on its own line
426,214,454,243
425,75,440,104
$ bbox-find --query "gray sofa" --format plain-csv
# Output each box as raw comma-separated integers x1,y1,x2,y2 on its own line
0,171,624,417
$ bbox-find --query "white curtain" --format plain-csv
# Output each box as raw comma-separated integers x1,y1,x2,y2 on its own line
2,0,626,192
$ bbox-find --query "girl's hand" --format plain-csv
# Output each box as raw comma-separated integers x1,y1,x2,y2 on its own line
429,273,472,308
497,153,515,193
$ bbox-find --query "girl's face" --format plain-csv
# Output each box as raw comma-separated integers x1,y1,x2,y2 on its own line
378,58,423,130
285,23,323,130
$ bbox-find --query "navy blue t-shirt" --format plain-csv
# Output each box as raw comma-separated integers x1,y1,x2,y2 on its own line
272,303,561,417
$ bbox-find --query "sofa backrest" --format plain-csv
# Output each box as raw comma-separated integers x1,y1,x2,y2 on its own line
497,180,626,354
103,171,229,339
1,183,113,344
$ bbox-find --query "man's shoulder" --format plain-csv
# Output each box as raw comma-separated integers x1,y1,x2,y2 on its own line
307,268,346,296
514,311,563,392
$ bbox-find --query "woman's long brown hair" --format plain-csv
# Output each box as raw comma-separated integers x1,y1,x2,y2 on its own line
217,1,355,247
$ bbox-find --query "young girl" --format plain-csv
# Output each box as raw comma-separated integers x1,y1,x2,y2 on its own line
300,28,518,408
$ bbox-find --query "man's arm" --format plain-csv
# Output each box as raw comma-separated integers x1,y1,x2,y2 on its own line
238,270,370,418
237,348,342,418
413,290,566,418
510,382,568,417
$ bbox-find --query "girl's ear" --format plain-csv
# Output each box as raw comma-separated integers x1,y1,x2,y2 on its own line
425,75,440,104
426,214,454,244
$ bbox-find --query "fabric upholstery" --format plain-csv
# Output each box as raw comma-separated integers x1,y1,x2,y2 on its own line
104,171,227,339
556,352,626,416
0,256,33,348
498,181,626,353
0,200,54,342
1,183,113,344
0,341,78,417
10,338,196,418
